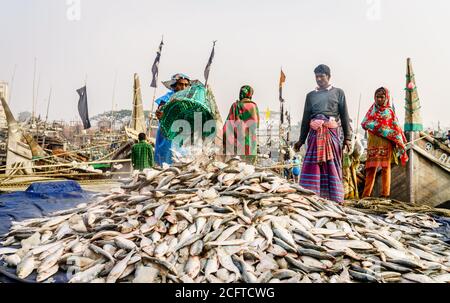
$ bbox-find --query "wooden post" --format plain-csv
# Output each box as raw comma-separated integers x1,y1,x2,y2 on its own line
406,131,415,203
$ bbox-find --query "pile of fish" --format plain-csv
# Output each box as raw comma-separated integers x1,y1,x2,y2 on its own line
1,156,450,283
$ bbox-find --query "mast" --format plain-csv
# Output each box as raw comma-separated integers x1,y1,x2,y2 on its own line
110,71,118,143
41,87,52,148
32,58,37,125
130,73,146,134
9,64,17,104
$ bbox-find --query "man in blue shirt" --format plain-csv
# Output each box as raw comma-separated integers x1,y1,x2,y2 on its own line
292,155,301,183
154,73,191,166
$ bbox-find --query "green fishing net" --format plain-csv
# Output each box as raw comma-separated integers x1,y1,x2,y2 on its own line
159,83,216,141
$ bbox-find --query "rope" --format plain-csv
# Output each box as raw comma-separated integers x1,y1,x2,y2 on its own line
0,139,130,169
0,171,130,179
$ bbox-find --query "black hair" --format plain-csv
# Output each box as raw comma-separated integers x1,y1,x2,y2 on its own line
138,133,146,141
314,64,331,77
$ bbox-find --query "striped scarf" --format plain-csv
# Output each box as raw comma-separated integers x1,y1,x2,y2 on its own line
310,119,339,163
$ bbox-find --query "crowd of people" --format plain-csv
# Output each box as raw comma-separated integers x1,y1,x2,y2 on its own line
131,64,412,204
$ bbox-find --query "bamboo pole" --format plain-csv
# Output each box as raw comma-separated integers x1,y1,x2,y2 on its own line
0,158,131,172
0,171,131,179
0,139,129,169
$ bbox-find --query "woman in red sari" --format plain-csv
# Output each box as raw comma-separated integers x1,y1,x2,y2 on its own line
361,87,408,198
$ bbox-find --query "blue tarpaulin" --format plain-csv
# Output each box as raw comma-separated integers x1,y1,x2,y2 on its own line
0,181,95,283
433,216,450,244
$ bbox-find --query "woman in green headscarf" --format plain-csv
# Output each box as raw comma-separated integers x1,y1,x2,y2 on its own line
223,85,260,164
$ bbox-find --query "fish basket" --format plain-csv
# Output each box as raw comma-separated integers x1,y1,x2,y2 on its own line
159,83,216,141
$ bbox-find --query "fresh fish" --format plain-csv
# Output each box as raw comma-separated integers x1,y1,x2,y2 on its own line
38,247,64,273
216,224,243,242
297,248,335,261
348,269,379,283
69,264,106,283
17,254,36,279
207,239,247,247
185,256,201,278
271,222,296,248
89,244,114,262
36,265,59,282
231,255,258,283
0,247,18,255
403,273,436,283
204,253,219,276
189,240,204,256
3,254,22,267
114,237,137,251
2,156,450,284
257,223,273,243
106,250,135,283
323,240,373,251
217,247,240,277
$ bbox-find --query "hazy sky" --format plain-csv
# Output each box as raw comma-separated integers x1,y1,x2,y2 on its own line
1,0,450,129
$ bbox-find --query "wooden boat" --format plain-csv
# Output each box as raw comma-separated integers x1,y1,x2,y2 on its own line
1,97,33,175
374,58,450,207
0,97,113,188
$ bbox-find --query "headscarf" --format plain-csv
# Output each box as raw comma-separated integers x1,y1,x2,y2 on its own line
361,87,409,165
162,73,191,90
239,85,254,100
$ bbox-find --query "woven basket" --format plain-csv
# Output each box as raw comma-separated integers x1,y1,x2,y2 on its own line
159,84,215,140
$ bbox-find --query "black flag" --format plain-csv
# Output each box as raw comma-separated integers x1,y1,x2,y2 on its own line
204,41,217,85
150,38,164,88
77,86,91,129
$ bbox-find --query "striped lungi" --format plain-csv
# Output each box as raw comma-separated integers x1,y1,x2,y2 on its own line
299,115,344,203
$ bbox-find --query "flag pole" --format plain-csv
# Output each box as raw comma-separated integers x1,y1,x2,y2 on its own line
148,36,164,140
278,67,286,161
204,40,217,88
148,86,157,137
82,74,88,146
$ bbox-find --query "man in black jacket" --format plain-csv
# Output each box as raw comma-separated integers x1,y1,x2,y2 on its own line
294,64,352,203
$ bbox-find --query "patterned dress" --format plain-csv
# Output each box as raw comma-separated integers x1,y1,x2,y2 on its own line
223,86,260,164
